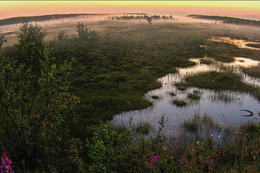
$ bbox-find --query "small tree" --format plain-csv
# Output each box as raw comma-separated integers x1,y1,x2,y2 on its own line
57,30,65,40
147,17,152,25
76,22,98,46
17,23,46,69
0,34,7,50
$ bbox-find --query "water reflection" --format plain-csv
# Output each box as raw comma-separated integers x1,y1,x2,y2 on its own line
210,36,260,50
112,57,260,141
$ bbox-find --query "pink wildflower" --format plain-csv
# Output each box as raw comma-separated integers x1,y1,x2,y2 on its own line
150,155,160,168
0,149,14,173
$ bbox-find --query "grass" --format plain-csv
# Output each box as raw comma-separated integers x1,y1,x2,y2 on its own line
246,43,260,49
135,122,152,135
193,90,201,94
242,66,260,78
185,71,252,90
183,119,199,133
172,99,187,107
188,93,201,100
210,92,235,103
151,95,159,99
200,59,212,65
184,71,260,101
175,83,187,91
207,41,260,62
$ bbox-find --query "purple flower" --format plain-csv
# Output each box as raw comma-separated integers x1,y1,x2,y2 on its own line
1,149,14,173
150,155,160,168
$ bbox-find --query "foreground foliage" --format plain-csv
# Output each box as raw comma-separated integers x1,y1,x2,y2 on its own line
87,120,260,172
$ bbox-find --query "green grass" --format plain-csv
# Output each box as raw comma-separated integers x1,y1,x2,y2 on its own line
49,23,208,125
172,99,187,107
242,66,260,78
185,71,252,91
184,71,260,101
188,93,201,100
175,83,188,91
135,122,152,135
208,41,260,62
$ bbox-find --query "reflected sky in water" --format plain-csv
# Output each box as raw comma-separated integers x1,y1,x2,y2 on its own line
112,56,260,138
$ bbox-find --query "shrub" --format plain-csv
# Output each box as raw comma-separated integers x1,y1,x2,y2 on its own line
57,30,65,40
76,22,98,46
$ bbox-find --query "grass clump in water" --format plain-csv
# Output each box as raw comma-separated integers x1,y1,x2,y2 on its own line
183,119,199,133
175,83,187,91
172,99,187,107
151,95,159,99
184,71,257,94
135,122,152,135
188,93,201,100
193,90,201,94
169,91,176,96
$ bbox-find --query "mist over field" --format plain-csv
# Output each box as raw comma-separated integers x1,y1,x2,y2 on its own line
0,2,260,172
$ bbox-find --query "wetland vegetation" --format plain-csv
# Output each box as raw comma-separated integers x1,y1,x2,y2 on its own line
0,13,259,172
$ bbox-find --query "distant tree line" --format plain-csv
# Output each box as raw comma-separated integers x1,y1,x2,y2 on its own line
188,14,260,27
0,14,96,26
110,15,174,21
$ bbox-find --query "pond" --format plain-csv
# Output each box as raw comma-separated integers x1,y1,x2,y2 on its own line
111,56,260,143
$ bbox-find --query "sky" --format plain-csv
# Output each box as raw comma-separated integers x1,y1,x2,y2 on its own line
0,1,260,20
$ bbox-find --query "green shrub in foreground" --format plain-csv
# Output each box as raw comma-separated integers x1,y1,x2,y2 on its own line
87,121,259,172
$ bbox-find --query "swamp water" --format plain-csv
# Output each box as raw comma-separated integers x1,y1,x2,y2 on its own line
112,56,260,143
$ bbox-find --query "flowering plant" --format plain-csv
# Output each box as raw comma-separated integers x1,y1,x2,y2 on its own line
150,155,160,168
0,149,14,173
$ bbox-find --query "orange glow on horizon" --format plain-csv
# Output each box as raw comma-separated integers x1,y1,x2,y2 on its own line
0,1,260,20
